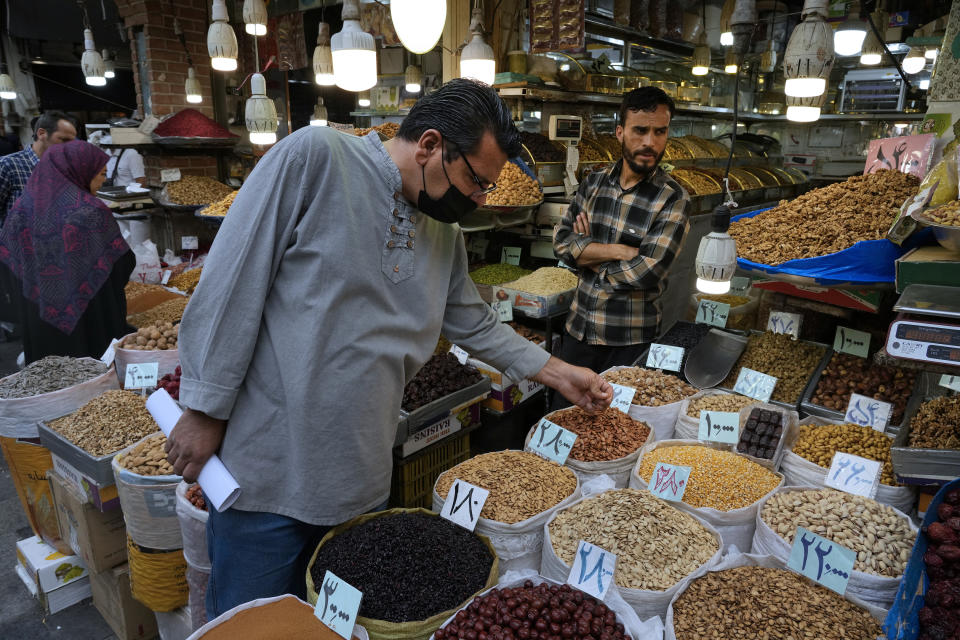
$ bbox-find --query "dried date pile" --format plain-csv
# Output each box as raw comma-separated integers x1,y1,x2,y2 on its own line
730,170,919,265
402,353,483,411
309,512,492,622
811,353,916,424
0,356,107,398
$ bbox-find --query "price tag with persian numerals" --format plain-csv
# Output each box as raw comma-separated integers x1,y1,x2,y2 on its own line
492,300,513,322
124,362,159,390
566,541,617,601
695,299,729,328
940,374,960,393
787,527,855,595
733,368,777,403
729,276,752,294
440,479,490,532
767,311,802,338
609,383,636,414
313,570,363,639
833,326,871,358
824,452,881,499
449,344,469,365
181,236,199,251
844,393,892,432
648,462,690,502
526,418,577,465
160,168,181,182
501,246,521,265
100,338,120,367
698,411,740,444
646,344,684,371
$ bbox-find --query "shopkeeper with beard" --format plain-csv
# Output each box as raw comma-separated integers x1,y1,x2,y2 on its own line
552,87,690,405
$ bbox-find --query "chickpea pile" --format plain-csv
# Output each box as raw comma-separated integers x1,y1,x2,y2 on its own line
121,322,179,350
791,423,897,485
485,162,543,206
201,190,237,217
165,174,233,205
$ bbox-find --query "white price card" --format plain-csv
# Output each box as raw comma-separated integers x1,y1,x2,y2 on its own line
314,570,363,639
160,168,181,182
527,418,577,465
940,374,960,392
824,452,882,498
698,411,740,444
449,344,469,365
787,527,855,595
730,276,752,293
100,338,120,367
695,299,729,328
566,541,617,601
501,246,521,265
767,311,802,338
834,326,870,358
648,462,691,502
733,367,778,403
161,270,171,285
646,344,684,371
609,383,636,414
181,236,199,251
439,478,490,532
492,299,513,322
844,393,892,432
124,362,159,390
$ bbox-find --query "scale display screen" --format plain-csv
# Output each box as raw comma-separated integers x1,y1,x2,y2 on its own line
887,320,960,366
548,115,582,142
895,324,960,346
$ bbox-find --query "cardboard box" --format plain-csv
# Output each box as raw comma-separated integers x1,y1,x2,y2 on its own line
15,535,91,614
468,357,545,413
91,564,160,640
110,127,152,145
895,245,960,293
52,453,120,512
401,403,481,458
49,471,127,573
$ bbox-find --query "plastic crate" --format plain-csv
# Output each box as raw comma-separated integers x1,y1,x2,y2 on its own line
390,432,471,509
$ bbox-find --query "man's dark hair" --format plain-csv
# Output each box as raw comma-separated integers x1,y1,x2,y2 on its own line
398,79,521,159
618,87,675,127
32,111,76,141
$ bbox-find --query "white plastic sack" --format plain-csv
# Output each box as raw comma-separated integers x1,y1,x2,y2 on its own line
176,481,209,571
750,485,918,611
628,439,784,553
780,417,916,514
600,366,691,441
524,409,656,488
432,454,582,576
114,331,180,389
130,239,162,285
113,434,183,550
0,360,118,438
539,481,723,622
662,551,887,640
186,564,209,633
674,390,748,440
186,595,370,640
429,571,664,640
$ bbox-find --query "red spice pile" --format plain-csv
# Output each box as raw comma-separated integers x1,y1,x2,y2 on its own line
154,109,238,138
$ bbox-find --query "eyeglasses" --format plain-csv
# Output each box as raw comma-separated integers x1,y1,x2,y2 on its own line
449,140,497,196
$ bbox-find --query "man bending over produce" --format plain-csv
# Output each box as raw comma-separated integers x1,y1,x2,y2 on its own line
166,79,613,619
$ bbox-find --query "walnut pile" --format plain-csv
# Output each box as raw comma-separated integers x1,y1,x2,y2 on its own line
729,170,919,265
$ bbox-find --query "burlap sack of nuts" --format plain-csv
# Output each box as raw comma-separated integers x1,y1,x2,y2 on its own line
114,330,181,389
112,433,183,550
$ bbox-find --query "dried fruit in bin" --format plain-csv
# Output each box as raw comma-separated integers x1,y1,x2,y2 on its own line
484,162,542,206
157,366,182,401
918,488,960,640
402,353,482,412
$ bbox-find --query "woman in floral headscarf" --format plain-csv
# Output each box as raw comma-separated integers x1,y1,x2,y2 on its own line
0,139,134,363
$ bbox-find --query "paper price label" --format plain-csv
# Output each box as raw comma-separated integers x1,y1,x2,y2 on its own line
698,411,740,444
834,326,871,358
181,236,199,251
527,418,577,465
468,236,489,256
649,462,690,502
730,276,752,293
733,368,778,403
492,300,513,322
100,338,120,366
695,299,729,328
566,541,617,601
610,383,636,414
124,362,159,390
440,479,490,532
824,452,882,498
449,344,469,365
160,168,181,182
844,393,892,432
940,374,960,392
767,311,802,338
501,246,521,265
646,344,684,372
161,270,171,285
787,527,855,595
314,570,363,639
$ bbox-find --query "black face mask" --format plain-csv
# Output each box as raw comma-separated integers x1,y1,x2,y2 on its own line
417,151,478,224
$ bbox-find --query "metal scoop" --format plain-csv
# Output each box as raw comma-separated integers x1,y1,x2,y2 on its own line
683,329,749,389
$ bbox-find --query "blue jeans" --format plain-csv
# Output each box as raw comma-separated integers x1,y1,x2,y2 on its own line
205,501,388,620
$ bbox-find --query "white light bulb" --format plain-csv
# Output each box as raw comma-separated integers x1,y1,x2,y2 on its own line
246,73,278,146
460,7,495,85
208,0,239,73
696,277,732,294
331,1,378,92
358,91,371,108
720,31,733,46
920,78,930,90
902,48,926,74
725,63,737,74
406,82,422,93
834,27,866,56
103,51,115,78
391,0,445,54
692,66,708,76
784,77,826,98
694,231,737,294
81,29,105,86
860,52,881,65
310,118,327,127
0,73,16,100
249,131,276,144
925,48,938,60
786,105,821,122
185,67,203,103
243,0,267,36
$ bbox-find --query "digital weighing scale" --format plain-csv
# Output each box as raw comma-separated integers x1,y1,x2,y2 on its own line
886,284,960,368
545,115,582,198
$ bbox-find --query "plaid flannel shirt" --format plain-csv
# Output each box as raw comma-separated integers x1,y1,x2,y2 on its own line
554,161,690,346
0,147,39,226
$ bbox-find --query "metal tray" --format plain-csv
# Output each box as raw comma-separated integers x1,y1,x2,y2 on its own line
397,376,492,441
891,373,960,484
150,188,205,212
151,135,238,147
37,420,118,487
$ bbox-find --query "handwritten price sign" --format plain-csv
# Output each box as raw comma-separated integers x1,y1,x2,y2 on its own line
844,393,892,432
824,452,882,498
527,418,577,465
314,571,362,639
501,246,521,265
566,541,617,600
698,411,740,444
834,326,871,358
649,462,691,502
449,344,469,365
492,300,513,322
646,344,684,372
940,374,960,393
609,383,636,414
787,528,855,595
124,362,159,390
695,299,729,328
733,368,777,403
440,479,490,532
767,312,802,339
730,276,752,293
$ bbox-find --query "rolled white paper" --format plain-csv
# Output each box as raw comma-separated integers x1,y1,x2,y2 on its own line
146,388,241,512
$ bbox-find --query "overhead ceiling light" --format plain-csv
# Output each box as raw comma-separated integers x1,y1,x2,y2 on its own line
0,73,16,100
759,39,777,74
102,50,115,78
925,47,938,60
243,0,267,36
313,23,335,85
391,0,446,54
786,92,826,122
460,4,495,85
919,78,930,90
405,64,423,93
859,13,884,66
331,0,378,92
358,90,371,107
834,2,867,56
691,41,710,76
245,72,277,145
719,0,735,46
208,0,239,72
185,66,202,103
695,206,737,295
902,46,926,74
81,29,106,86
783,0,834,98
310,97,328,126
724,50,738,74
